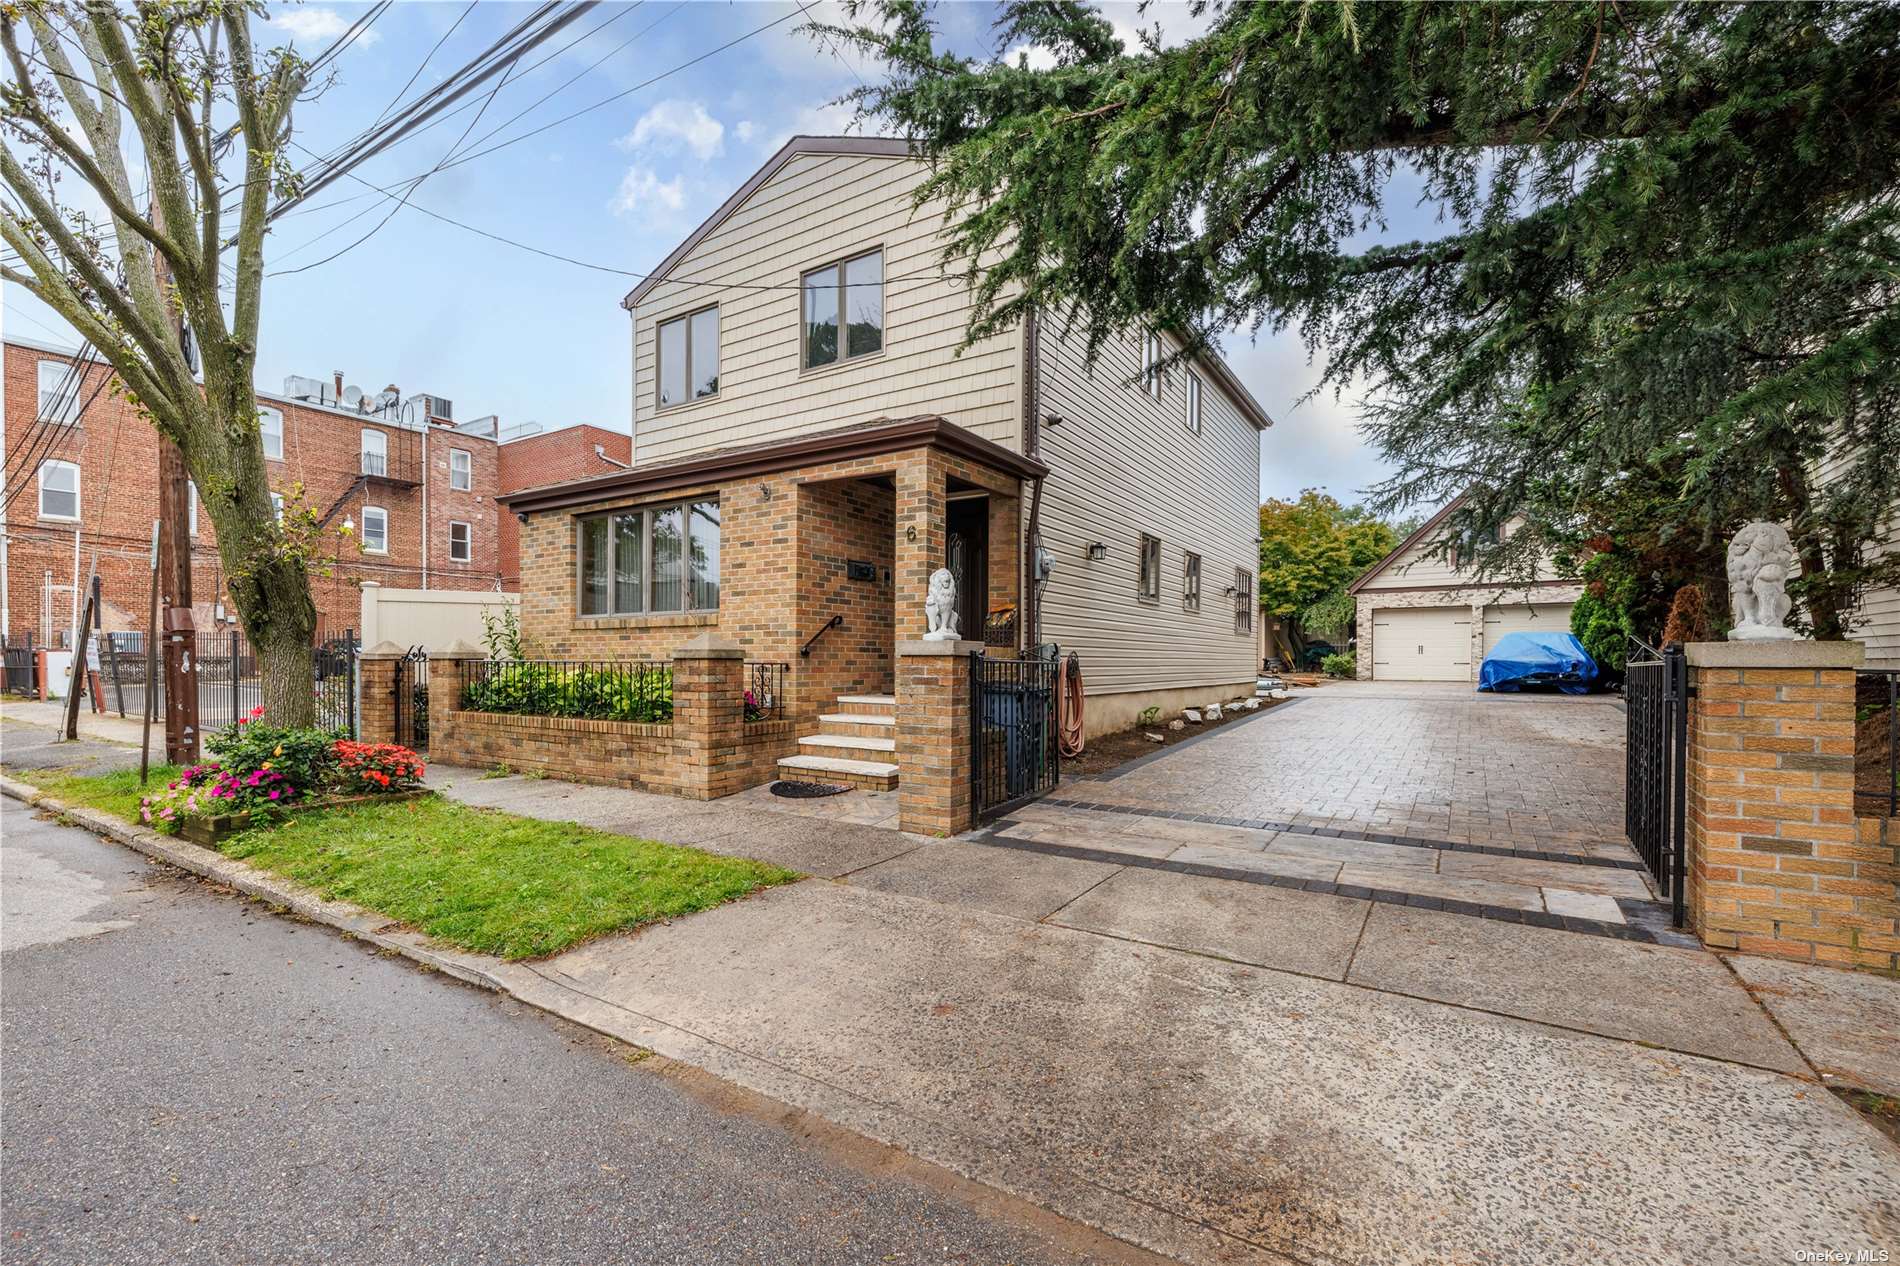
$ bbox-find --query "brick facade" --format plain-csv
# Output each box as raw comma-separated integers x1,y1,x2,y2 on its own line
496,425,631,587
1684,640,1899,971
3,338,504,646
896,639,979,835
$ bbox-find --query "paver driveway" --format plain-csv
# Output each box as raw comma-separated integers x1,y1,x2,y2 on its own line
1074,679,1628,854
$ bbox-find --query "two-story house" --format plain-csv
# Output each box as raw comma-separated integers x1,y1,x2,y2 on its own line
2,336,506,646
500,136,1271,786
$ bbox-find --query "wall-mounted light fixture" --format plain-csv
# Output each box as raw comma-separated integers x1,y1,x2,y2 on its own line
758,483,772,502
1086,542,1108,561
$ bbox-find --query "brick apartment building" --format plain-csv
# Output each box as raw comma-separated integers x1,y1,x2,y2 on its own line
496,424,630,588
2,335,506,647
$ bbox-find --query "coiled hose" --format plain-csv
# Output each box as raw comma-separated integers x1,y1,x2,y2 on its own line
1056,651,1086,757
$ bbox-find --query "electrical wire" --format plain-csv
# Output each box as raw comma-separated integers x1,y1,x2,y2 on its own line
366,0,477,131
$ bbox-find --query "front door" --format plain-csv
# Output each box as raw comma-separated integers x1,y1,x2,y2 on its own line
945,496,989,642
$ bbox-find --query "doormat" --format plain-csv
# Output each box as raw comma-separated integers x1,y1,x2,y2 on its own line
770,780,851,798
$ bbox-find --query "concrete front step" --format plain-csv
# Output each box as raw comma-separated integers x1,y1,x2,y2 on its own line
776,753,900,791
798,733,897,762
835,694,896,718
817,712,897,739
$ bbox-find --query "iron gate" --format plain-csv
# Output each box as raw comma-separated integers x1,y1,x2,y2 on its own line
392,646,429,749
971,652,1059,820
1625,637,1688,925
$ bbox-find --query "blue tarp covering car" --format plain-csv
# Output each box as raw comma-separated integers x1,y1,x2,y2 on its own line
1477,631,1600,695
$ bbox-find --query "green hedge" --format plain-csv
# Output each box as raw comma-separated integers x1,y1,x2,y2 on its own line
462,664,674,724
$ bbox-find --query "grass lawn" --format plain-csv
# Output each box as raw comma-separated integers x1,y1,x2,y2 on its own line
10,766,797,960
12,763,182,823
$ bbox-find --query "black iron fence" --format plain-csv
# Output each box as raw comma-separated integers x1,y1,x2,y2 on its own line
2,634,40,695
461,659,674,724
1858,669,1899,818
1625,637,1688,925
393,646,430,749
745,662,787,722
971,652,1060,821
77,629,356,736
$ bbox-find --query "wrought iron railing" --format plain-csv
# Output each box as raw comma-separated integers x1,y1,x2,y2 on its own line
461,659,674,724
1625,636,1687,925
983,604,1017,649
800,614,843,658
1857,669,1899,818
745,662,787,723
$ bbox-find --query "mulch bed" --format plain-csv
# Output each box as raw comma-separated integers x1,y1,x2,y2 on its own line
1062,694,1293,779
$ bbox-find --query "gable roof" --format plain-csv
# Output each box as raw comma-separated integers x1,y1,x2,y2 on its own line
619,136,1274,432
1346,493,1468,595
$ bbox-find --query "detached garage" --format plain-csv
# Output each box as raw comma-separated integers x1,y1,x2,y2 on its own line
1347,496,1584,684
1370,607,1471,681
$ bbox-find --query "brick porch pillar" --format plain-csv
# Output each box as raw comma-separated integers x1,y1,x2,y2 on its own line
894,450,948,641
671,632,746,801
896,638,980,836
428,639,484,761
1684,639,1897,969
356,641,406,743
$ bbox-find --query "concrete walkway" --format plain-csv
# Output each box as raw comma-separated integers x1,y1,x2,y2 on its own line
423,766,1900,1265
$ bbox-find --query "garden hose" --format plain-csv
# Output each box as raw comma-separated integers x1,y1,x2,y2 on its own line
1057,651,1086,758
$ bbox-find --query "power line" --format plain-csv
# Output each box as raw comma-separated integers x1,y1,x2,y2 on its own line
367,0,477,131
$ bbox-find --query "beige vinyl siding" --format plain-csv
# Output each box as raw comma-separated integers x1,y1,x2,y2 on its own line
1358,515,1566,594
1816,445,1899,668
630,154,1021,462
1032,318,1260,695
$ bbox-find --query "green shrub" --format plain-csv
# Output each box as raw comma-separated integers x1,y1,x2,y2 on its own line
1320,652,1356,679
462,664,674,723
207,708,341,793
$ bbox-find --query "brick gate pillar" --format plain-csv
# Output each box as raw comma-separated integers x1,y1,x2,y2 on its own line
356,641,406,744
428,639,484,761
1683,640,1897,969
896,638,980,836
671,632,746,801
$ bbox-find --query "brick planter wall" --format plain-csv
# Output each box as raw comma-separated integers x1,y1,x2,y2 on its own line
1684,640,1899,971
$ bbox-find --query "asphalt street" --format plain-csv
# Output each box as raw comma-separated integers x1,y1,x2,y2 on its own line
0,781,1152,1266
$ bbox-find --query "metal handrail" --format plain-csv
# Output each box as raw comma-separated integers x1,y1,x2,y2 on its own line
799,615,844,658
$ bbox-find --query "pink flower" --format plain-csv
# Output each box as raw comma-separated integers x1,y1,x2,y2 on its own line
268,789,281,800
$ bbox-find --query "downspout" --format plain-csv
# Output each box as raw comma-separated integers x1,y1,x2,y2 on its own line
1019,308,1043,654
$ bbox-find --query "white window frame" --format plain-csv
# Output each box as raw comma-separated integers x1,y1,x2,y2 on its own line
800,246,885,371
360,505,388,555
270,492,285,523
1138,533,1160,603
361,428,388,477
448,519,472,563
1141,330,1163,399
1183,552,1201,612
449,447,472,491
37,459,80,521
656,304,721,410
1186,373,1202,434
37,360,82,424
259,406,284,460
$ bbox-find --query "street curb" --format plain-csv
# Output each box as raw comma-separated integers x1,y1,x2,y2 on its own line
0,775,510,993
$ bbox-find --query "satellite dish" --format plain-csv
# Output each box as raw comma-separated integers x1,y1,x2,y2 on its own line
343,385,364,408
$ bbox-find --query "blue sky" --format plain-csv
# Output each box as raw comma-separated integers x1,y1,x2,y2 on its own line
2,0,1425,509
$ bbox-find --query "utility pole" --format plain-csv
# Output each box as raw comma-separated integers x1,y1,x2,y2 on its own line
151,197,200,763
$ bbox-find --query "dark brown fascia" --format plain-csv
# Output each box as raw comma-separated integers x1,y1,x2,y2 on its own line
1354,578,1579,596
621,136,917,311
500,415,1050,515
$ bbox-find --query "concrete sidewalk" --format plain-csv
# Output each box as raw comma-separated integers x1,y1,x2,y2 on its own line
423,767,1900,1265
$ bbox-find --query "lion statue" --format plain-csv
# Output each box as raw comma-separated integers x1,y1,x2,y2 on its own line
1725,522,1799,641
922,567,960,641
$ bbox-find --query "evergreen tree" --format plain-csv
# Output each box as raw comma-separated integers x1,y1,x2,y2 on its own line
825,0,1900,637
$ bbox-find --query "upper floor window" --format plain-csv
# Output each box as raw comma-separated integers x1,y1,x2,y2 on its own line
37,360,82,424
37,459,79,520
361,429,387,477
579,497,720,616
1234,567,1254,634
259,406,284,459
802,247,883,370
1183,552,1201,612
449,520,472,562
658,305,720,408
449,447,472,491
360,505,388,554
1140,330,1162,399
1138,533,1160,603
1186,373,1202,434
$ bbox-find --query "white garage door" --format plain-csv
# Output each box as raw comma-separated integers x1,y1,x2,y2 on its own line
1371,607,1471,681
1481,602,1576,656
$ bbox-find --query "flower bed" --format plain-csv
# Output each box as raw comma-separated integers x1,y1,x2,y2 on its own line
141,708,426,844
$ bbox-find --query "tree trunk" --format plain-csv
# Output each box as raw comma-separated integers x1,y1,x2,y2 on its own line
229,550,319,728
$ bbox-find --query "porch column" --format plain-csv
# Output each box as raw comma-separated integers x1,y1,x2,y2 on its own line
893,450,948,641
896,638,980,836
670,632,746,801
1683,639,1897,970
356,640,407,744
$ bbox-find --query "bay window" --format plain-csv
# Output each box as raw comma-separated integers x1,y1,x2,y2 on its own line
579,497,721,616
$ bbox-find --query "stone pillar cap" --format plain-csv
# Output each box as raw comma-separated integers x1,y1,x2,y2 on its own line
433,638,486,659
673,631,744,660
1683,640,1865,669
898,638,984,656
360,639,409,659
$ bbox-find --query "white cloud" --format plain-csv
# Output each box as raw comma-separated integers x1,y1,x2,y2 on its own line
269,6,382,48
618,99,725,161
755,100,885,156
734,120,757,144
611,165,686,218
1004,42,1059,71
